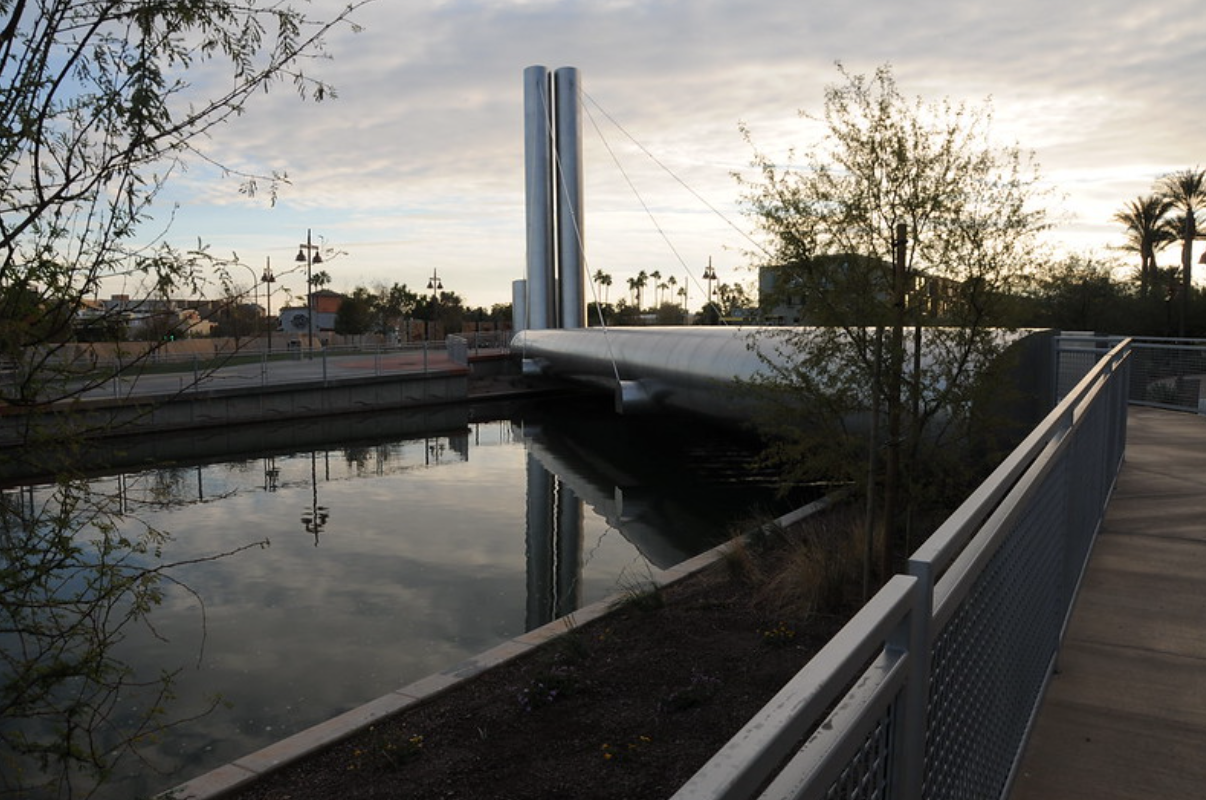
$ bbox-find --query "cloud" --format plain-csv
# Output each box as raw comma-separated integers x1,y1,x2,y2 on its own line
133,0,1206,306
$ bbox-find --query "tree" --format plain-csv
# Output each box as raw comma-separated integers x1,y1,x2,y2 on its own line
0,2,368,794
740,63,1050,583
1,1,366,408
1157,168,1206,336
636,270,650,309
1023,254,1132,332
376,282,419,338
592,270,613,305
335,287,378,336
1113,195,1177,298
414,290,466,338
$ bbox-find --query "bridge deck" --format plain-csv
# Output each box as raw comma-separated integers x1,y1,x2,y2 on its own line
1010,406,1206,800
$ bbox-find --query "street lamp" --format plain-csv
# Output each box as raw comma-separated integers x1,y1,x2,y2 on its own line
426,268,443,342
232,262,261,344
262,257,276,352
703,256,718,314
295,229,323,354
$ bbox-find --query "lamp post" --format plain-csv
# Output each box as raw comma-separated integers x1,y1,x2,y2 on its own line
426,268,443,342
703,257,717,318
262,257,276,352
232,262,261,344
295,229,323,354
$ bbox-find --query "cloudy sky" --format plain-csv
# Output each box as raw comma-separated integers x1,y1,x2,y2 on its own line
137,0,1205,310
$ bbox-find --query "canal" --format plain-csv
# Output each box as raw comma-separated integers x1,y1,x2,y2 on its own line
1,395,810,799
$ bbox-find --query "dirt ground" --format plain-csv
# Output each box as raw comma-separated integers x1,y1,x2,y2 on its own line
225,525,861,800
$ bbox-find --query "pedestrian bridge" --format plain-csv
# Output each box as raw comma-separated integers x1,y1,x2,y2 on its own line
671,336,1206,800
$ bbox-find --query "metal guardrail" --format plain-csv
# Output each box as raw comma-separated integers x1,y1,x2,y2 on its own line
673,339,1131,800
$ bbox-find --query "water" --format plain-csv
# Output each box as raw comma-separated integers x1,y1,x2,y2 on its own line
1,396,804,798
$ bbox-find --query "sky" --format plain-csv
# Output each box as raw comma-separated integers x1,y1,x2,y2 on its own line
131,0,1206,310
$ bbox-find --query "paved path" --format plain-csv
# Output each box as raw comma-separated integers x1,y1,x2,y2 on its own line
1010,406,1206,800
70,347,499,402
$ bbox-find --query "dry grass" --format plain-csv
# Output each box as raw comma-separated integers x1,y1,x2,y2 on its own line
739,506,869,619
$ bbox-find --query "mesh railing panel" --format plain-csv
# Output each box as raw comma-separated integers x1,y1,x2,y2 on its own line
1125,342,1206,412
1058,336,1205,413
922,454,1069,800
822,704,895,800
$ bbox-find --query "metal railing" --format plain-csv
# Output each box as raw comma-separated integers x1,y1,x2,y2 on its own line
672,339,1131,800
1056,334,1206,413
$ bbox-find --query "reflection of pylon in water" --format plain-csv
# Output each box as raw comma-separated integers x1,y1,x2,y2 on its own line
264,457,280,492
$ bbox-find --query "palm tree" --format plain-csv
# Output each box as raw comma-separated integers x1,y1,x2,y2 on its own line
634,270,649,310
1158,168,1206,334
650,270,662,305
592,269,613,304
1113,195,1176,297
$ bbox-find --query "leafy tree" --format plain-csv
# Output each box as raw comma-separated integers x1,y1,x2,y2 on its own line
489,302,513,325
1022,255,1132,332
654,302,685,325
414,290,466,338
0,1,368,795
740,64,1050,582
1,1,366,409
376,283,419,336
335,287,378,336
587,301,615,326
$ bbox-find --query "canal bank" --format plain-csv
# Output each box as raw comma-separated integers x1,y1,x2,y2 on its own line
0,348,575,476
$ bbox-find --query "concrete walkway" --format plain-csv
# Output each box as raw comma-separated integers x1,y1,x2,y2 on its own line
70,346,484,402
1010,406,1206,800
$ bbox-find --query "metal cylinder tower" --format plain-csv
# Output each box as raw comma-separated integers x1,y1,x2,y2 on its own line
523,65,585,330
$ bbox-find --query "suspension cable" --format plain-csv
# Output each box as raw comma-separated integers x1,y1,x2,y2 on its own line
582,90,773,322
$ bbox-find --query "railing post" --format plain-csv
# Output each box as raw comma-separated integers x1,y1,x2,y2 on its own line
898,559,933,799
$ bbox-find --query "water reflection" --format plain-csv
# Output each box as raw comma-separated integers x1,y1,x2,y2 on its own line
302,451,330,545
1,398,805,799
